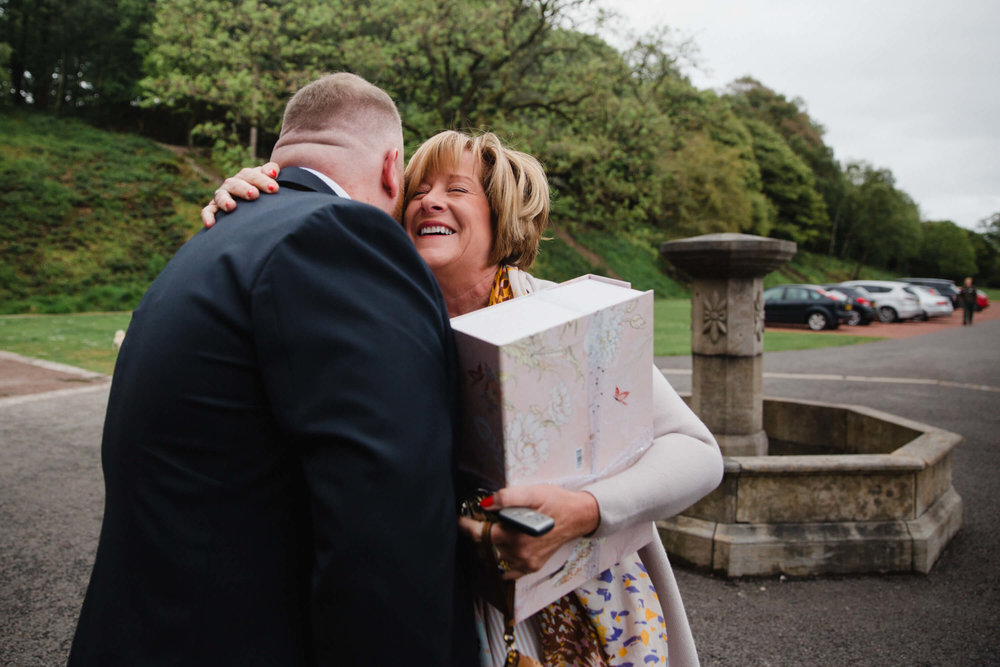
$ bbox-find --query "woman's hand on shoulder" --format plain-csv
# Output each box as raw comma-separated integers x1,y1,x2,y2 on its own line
459,484,600,581
201,162,281,228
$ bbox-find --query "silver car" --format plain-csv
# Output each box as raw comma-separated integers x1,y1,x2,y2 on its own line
904,285,954,320
838,280,922,322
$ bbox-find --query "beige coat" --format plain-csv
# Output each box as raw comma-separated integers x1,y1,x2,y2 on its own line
508,269,724,667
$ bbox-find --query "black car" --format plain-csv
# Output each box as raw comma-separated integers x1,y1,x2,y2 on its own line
763,284,847,330
821,284,876,326
900,278,960,308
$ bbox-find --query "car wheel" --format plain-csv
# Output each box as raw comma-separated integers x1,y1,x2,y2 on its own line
877,306,898,323
845,310,862,326
807,312,829,331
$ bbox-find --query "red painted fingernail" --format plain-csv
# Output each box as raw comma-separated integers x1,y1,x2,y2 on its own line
247,190,255,198
268,185,276,192
225,202,234,211
480,496,494,509
269,169,277,177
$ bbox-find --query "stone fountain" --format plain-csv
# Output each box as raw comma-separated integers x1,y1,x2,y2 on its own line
657,233,963,576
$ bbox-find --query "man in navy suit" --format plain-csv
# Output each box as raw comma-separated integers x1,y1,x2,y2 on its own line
69,73,472,666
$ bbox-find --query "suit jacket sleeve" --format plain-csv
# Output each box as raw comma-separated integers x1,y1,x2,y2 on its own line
250,200,460,665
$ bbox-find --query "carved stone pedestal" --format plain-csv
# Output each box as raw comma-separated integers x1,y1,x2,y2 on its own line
660,233,796,456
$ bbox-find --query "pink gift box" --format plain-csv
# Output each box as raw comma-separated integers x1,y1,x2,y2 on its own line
451,275,656,622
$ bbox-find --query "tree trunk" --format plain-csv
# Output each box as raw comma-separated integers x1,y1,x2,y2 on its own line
249,125,258,160
10,59,26,104
11,0,28,104
54,51,66,112
827,200,843,255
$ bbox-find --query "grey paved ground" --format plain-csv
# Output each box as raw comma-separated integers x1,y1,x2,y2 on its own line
1,387,109,666
660,319,1000,666
1,319,998,666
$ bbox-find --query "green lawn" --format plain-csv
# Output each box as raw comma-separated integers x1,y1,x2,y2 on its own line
0,312,132,375
0,300,886,376
653,300,884,356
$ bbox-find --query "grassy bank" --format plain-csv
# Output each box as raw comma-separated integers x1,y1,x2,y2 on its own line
0,112,217,314
2,112,935,316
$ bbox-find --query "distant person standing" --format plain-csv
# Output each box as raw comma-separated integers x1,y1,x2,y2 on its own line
959,276,977,325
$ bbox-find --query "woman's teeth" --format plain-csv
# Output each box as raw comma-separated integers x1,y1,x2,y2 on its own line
419,225,455,236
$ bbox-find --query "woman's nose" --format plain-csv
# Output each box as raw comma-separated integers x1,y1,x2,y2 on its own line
421,189,446,211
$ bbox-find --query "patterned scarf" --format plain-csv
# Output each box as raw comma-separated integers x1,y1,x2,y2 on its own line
488,266,516,306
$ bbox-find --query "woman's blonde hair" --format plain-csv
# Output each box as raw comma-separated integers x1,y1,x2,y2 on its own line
404,130,549,269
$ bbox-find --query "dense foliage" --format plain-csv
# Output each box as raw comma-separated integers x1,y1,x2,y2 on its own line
2,0,998,313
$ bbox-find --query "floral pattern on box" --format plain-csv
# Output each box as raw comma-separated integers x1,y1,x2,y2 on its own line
452,276,656,623
459,297,652,491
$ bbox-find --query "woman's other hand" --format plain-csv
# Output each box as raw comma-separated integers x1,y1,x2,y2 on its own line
458,484,600,581
201,162,281,228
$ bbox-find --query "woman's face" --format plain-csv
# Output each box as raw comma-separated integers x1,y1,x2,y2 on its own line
404,150,495,277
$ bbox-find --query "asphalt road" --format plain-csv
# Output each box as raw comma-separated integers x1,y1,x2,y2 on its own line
659,318,1000,667
1,319,998,666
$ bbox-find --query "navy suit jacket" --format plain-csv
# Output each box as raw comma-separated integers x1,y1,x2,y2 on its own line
69,168,473,666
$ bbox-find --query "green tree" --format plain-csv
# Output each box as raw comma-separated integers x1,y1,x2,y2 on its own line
0,41,11,108
140,0,334,161
741,117,828,245
77,0,154,115
616,36,771,237
658,129,774,238
2,0,62,107
972,212,1000,285
912,220,977,278
977,212,1000,253
838,162,922,271
725,77,845,250
365,0,618,139
0,0,151,115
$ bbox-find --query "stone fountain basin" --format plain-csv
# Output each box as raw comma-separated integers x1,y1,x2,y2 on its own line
659,397,963,577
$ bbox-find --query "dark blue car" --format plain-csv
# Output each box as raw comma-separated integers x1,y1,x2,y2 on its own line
763,284,848,331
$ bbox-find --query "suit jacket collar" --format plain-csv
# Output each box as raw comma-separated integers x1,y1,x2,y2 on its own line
277,166,346,197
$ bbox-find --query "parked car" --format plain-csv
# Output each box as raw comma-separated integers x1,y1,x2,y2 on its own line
903,285,954,320
977,289,990,311
838,280,922,322
900,277,960,308
821,284,876,326
763,284,847,330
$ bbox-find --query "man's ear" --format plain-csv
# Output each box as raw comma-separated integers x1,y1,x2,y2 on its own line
381,149,401,201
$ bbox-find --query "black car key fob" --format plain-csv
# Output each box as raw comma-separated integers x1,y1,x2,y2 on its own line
496,506,555,536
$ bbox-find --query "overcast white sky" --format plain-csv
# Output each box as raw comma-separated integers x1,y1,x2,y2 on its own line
610,0,1000,230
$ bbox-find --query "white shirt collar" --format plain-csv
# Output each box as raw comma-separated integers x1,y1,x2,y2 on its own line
299,167,351,199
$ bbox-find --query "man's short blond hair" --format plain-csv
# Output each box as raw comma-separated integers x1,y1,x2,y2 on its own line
404,131,549,269
279,72,401,139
